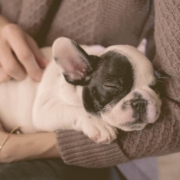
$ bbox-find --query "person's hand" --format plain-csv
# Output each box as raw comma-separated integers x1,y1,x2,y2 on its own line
0,16,48,82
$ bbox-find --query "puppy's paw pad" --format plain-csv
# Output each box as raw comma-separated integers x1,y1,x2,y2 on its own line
89,134,100,142
82,125,100,142
82,120,117,144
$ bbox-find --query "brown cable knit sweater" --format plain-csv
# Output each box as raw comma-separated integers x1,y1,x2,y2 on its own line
0,0,180,168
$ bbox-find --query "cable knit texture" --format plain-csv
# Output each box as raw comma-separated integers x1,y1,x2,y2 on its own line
56,130,129,168
18,0,54,35
0,0,152,47
0,0,180,168
45,0,150,46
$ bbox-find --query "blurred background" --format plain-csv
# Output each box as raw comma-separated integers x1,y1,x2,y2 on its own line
158,153,180,180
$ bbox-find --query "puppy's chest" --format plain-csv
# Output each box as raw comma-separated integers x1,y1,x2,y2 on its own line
39,61,83,107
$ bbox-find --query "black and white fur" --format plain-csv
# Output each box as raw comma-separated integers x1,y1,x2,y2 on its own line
0,37,161,143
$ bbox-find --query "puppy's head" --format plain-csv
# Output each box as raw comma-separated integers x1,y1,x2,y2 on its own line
52,37,162,131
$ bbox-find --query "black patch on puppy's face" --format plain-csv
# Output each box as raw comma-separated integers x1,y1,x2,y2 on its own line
149,70,168,98
82,51,134,115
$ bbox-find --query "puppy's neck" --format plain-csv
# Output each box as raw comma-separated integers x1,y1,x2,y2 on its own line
61,75,83,107
75,85,83,104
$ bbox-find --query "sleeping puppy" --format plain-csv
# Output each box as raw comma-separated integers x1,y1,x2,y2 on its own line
0,37,161,144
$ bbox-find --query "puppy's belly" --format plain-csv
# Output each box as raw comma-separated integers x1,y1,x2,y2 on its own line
0,77,38,133
0,47,53,133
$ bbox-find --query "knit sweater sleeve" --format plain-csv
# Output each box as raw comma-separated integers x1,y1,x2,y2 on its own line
56,0,180,168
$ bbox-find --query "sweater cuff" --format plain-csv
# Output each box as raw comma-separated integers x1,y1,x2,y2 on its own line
56,130,129,168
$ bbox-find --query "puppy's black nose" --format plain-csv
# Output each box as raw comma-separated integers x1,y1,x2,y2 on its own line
131,99,147,113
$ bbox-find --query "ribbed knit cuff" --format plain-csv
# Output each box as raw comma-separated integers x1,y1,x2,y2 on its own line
56,130,129,168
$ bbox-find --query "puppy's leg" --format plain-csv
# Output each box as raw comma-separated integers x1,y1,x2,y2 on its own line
32,100,117,144
75,113,117,144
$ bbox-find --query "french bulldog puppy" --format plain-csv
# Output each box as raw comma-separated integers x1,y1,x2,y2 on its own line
0,37,161,144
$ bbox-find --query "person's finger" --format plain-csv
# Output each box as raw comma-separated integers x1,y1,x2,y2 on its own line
6,27,43,82
26,35,49,68
0,66,11,82
0,43,26,80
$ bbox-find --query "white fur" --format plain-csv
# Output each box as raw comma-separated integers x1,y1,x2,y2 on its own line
0,39,161,143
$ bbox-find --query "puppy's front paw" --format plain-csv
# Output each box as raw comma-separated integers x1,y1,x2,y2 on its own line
82,118,117,144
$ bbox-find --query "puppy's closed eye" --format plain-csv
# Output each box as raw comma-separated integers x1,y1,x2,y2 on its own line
103,83,123,92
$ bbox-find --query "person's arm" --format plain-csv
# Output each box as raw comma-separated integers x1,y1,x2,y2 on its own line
0,130,60,163
55,0,180,168
56,98,179,168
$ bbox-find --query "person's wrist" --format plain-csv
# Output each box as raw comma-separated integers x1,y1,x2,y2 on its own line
0,132,60,163
0,133,34,163
0,133,16,163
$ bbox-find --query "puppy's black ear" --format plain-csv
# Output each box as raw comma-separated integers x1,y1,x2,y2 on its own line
152,69,170,98
154,70,180,106
52,37,100,85
154,70,169,80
